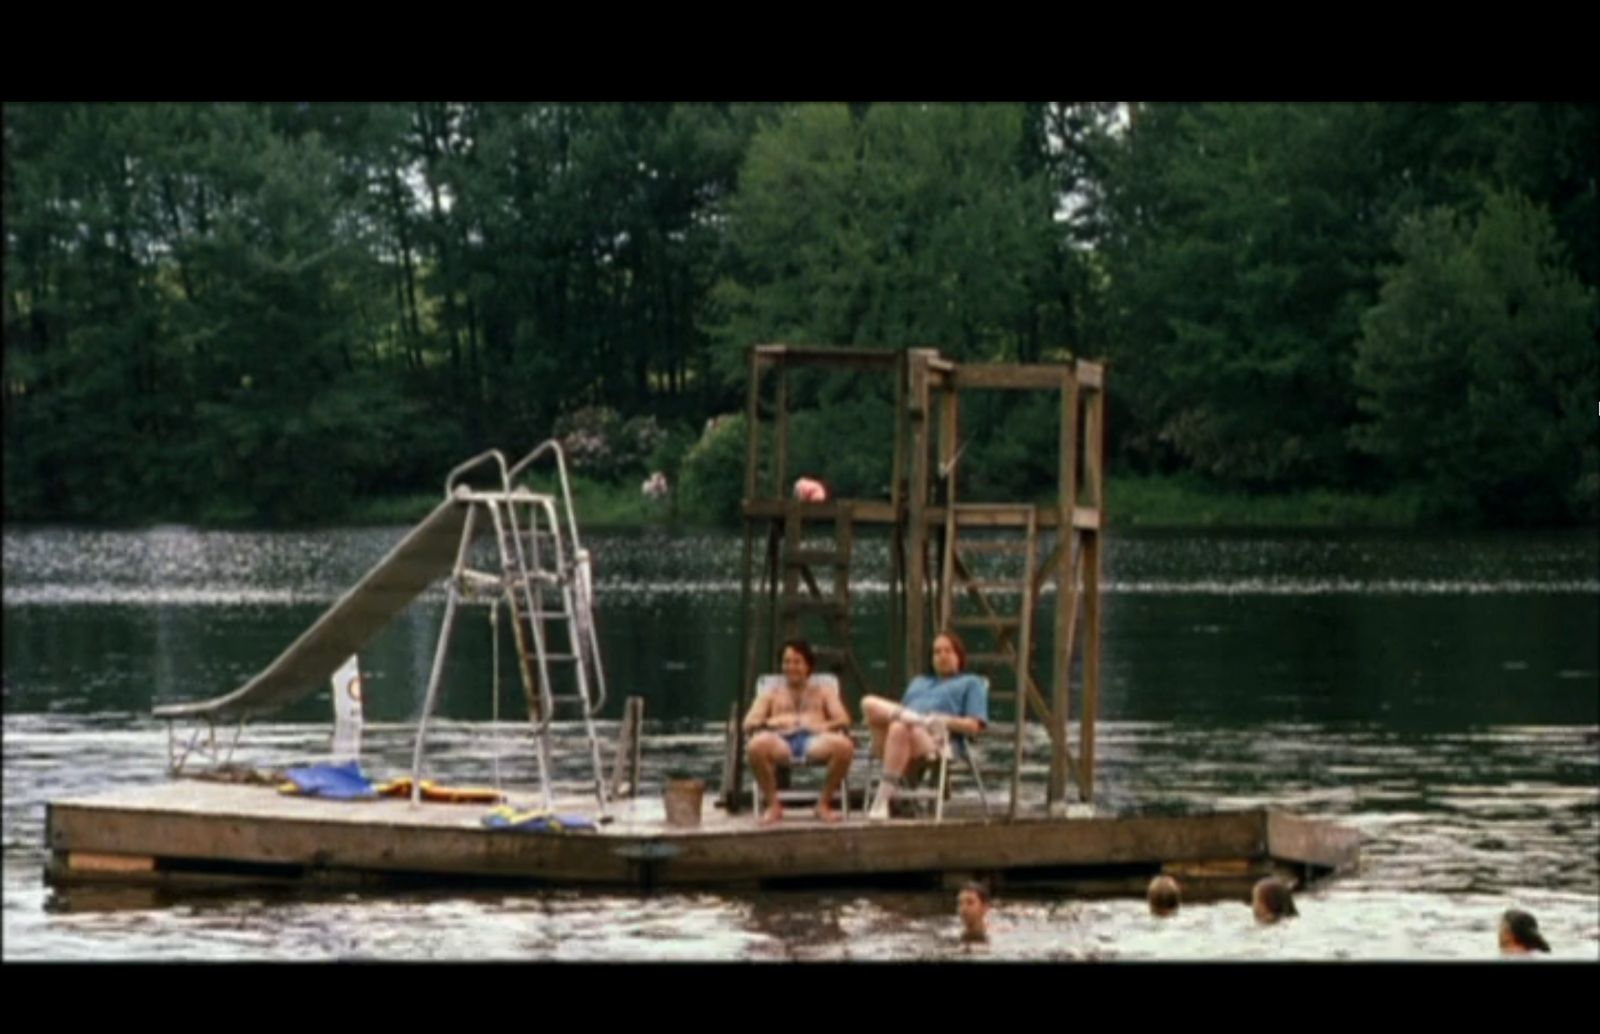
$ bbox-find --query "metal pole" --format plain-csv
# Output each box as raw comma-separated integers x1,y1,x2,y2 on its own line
410,504,478,806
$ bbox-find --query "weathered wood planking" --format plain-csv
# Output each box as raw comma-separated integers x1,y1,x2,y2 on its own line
44,783,1355,893
1266,810,1361,872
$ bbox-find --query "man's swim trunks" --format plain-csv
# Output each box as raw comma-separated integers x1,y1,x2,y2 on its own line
781,730,813,761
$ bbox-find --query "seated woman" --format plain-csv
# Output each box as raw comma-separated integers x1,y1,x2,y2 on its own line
861,631,987,820
742,638,855,825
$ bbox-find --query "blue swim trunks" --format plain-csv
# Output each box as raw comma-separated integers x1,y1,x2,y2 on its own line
781,730,813,761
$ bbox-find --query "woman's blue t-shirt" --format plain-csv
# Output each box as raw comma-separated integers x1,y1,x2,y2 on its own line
901,673,988,725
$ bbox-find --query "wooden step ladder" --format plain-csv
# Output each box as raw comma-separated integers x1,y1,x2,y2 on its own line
938,503,1038,818
773,502,877,701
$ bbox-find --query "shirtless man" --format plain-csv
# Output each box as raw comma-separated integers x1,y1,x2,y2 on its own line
743,639,855,825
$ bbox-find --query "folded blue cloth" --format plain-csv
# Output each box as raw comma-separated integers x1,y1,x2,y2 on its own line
480,805,597,833
282,760,378,800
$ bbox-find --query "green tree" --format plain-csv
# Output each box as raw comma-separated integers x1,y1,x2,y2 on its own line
712,103,1066,371
1352,189,1597,524
1101,103,1403,488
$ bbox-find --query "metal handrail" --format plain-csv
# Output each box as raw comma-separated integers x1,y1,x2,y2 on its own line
509,441,606,717
443,449,510,498
507,441,585,562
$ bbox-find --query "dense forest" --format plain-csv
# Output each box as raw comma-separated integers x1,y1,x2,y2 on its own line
4,102,1595,527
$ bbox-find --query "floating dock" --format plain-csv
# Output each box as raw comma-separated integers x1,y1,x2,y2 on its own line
46,781,1358,897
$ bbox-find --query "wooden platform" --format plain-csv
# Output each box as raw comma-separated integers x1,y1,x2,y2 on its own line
45,781,1359,897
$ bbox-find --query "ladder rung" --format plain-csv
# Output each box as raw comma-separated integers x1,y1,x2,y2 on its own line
962,580,1027,593
966,651,1017,668
781,599,846,615
987,690,1017,701
811,645,849,661
786,549,846,567
956,540,1031,553
952,615,1021,630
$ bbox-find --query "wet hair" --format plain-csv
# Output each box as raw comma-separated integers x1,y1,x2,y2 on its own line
934,630,967,672
1147,875,1181,916
781,639,815,675
960,881,990,905
1252,877,1298,920
1502,909,1550,953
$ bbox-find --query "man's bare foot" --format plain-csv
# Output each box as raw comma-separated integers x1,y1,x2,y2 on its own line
759,803,783,826
815,802,843,823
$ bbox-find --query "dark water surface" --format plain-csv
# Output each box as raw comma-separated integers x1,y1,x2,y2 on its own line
4,525,1596,960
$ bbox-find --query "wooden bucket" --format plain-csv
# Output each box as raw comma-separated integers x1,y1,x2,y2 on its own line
663,778,705,828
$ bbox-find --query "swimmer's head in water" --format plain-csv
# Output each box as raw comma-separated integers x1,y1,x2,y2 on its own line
1251,877,1297,924
1500,909,1550,954
957,881,990,940
1147,875,1181,917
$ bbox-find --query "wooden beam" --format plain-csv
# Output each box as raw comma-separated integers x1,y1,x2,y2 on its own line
754,344,903,369
773,366,788,499
1074,359,1104,390
742,500,1065,528
68,852,155,874
952,363,1077,391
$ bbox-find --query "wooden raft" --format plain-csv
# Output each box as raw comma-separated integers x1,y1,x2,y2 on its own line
46,782,1358,895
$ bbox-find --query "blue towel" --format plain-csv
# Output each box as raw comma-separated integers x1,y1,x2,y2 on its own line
480,805,597,833
282,760,378,800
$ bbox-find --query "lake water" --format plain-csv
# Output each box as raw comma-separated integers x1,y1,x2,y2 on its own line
3,524,1596,960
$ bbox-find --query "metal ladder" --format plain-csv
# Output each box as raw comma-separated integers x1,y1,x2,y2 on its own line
410,443,609,816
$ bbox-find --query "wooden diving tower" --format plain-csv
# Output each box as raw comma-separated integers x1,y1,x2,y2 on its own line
727,345,1108,816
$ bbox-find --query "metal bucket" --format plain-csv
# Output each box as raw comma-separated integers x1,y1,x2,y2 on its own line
663,778,705,828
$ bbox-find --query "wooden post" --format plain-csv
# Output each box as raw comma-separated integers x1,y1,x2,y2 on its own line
905,354,931,681
719,700,740,805
783,503,802,642
731,350,764,811
609,696,644,798
774,363,789,499
938,385,959,630
1051,369,1077,807
1009,509,1036,819
764,522,780,684
1080,379,1105,804
743,352,764,507
889,351,907,696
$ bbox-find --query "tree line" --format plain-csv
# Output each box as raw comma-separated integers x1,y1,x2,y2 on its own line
5,102,1594,526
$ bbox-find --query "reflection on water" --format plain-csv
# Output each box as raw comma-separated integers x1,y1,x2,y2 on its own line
3,525,1596,959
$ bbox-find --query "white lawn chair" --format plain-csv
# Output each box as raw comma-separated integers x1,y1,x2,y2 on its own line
869,677,992,822
749,673,855,818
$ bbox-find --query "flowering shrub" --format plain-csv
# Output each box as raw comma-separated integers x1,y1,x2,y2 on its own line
553,407,669,483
